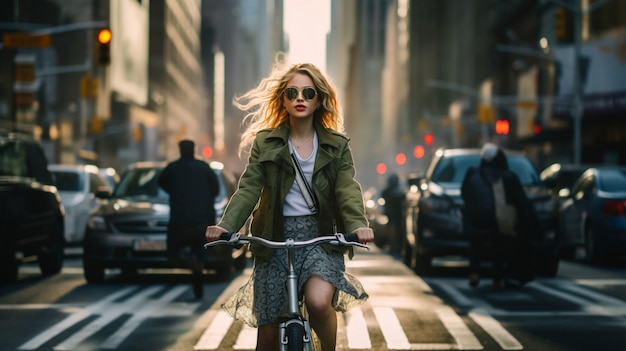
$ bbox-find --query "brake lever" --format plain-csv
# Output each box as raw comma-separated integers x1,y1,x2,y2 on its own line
203,232,241,249
335,233,370,251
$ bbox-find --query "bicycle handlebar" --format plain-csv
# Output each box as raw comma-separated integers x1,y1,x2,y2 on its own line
203,232,370,251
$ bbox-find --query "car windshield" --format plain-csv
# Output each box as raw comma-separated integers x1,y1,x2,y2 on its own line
51,171,84,191
0,140,28,177
431,153,541,186
598,169,626,192
559,169,587,189
114,167,168,200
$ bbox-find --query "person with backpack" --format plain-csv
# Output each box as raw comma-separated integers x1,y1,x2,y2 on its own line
461,143,538,290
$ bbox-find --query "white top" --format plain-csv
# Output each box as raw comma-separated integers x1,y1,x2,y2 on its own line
284,132,318,216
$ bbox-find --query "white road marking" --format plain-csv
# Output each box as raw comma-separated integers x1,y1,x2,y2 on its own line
373,306,411,349
53,286,163,350
234,323,257,350
100,286,188,349
435,306,483,350
469,308,523,350
18,285,197,350
18,286,138,350
194,310,234,350
344,307,371,349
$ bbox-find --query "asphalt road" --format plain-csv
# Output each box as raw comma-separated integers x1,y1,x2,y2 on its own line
0,246,624,350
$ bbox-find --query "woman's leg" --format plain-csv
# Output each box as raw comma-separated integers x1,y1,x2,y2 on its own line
256,324,278,351
303,275,337,351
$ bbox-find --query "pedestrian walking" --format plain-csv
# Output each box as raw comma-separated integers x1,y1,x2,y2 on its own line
461,143,538,290
159,139,220,299
381,173,405,257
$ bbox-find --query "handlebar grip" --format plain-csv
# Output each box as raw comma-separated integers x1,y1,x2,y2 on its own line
220,232,233,241
343,233,359,243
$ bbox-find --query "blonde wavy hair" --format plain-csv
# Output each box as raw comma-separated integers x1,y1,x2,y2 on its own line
234,59,344,157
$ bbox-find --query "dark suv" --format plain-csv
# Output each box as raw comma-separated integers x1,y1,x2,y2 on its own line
403,148,559,276
0,131,65,282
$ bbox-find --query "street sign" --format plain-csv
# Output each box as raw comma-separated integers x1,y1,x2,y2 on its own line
3,33,51,48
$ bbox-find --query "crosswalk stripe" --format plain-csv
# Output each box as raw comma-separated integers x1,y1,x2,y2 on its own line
53,286,163,350
234,324,257,350
436,306,483,350
373,307,411,349
18,286,139,350
100,285,188,349
469,308,522,350
343,308,371,349
194,310,234,350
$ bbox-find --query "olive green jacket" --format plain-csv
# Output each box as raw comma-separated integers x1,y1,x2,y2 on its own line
216,122,369,260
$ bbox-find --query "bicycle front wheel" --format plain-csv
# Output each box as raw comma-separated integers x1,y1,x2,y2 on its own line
285,323,305,351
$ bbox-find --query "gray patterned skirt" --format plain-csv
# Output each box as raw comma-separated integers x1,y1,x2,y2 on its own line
221,215,369,327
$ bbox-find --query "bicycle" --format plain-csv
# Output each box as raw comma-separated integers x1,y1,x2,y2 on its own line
204,232,369,351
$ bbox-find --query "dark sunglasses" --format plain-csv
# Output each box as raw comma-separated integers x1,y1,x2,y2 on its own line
284,86,317,101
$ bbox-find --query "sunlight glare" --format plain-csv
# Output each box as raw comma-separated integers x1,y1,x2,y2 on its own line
283,0,330,72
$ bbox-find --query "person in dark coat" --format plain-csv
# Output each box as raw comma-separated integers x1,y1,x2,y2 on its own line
158,139,220,298
461,143,538,290
381,173,405,258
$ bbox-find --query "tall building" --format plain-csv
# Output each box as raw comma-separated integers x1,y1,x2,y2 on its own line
203,0,285,173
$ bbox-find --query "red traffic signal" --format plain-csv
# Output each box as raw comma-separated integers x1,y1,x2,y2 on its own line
96,28,111,65
423,132,434,146
495,119,510,135
413,145,425,159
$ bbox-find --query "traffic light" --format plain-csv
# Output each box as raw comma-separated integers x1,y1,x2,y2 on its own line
554,7,569,41
495,119,510,135
413,145,425,159
395,152,407,166
96,28,111,65
423,132,434,146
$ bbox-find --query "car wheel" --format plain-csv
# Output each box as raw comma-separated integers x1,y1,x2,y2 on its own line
559,246,577,260
0,246,18,283
414,254,432,274
38,224,64,276
584,226,602,264
536,253,559,277
83,257,105,283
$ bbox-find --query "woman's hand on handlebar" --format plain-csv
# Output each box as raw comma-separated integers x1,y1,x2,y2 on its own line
205,225,228,242
353,227,374,244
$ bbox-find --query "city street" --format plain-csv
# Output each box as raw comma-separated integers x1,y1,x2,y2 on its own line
0,246,625,350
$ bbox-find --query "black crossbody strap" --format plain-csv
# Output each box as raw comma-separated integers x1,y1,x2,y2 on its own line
291,152,318,213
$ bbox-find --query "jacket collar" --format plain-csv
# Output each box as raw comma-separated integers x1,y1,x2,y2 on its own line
263,122,341,171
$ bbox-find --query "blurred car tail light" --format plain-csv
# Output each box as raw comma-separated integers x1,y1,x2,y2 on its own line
602,200,626,216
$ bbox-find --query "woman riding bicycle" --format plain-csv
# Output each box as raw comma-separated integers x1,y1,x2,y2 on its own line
205,58,374,351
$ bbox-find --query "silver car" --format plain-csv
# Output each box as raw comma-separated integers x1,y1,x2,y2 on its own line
49,164,111,244
82,161,245,283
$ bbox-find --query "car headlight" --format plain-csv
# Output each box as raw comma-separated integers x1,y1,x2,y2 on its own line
87,216,107,230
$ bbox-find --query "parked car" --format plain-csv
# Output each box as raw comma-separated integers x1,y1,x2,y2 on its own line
557,167,626,263
362,187,390,249
403,147,560,276
82,160,245,283
49,164,111,244
0,131,65,282
98,167,120,190
540,163,593,202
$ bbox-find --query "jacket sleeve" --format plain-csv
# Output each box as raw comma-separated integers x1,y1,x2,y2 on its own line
217,137,265,232
507,173,540,239
158,165,170,193
333,139,368,232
